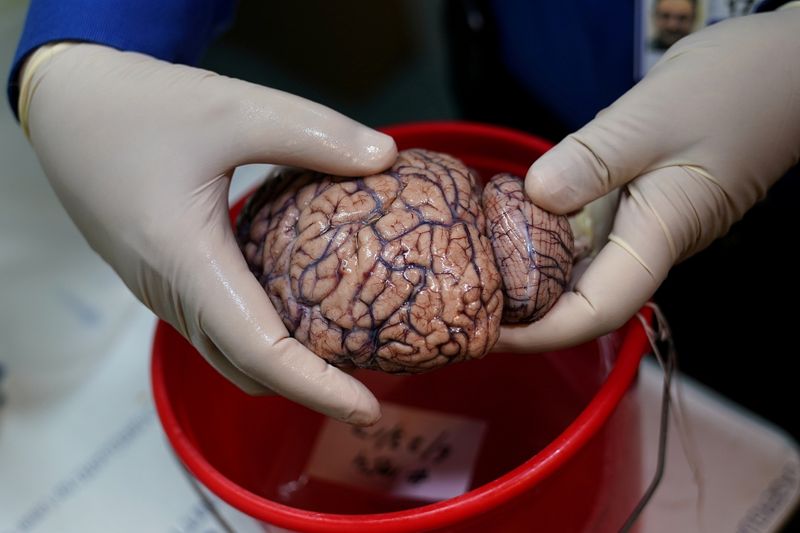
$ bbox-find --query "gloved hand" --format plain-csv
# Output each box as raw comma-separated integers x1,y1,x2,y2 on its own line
19,43,397,425
496,8,800,353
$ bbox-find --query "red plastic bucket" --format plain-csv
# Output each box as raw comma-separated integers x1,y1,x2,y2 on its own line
151,121,653,533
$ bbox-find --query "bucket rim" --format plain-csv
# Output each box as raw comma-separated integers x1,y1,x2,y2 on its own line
152,309,650,532
151,120,654,532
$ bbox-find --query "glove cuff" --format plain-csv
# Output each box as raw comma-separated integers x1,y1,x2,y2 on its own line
17,42,74,140
6,0,236,122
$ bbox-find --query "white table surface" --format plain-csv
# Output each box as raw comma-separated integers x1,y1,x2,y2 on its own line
2,300,798,533
2,165,799,533
2,0,797,527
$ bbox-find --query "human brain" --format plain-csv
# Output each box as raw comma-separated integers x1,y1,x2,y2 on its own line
237,149,573,373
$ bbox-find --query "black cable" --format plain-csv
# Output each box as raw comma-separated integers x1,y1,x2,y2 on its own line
619,305,676,532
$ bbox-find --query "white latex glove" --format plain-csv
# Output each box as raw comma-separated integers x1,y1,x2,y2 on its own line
20,43,397,425
497,8,800,353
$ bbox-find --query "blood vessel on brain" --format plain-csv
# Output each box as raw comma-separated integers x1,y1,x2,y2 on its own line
237,149,573,373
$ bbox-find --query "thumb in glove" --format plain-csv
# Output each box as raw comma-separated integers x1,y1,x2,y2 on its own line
20,43,397,425
497,8,800,352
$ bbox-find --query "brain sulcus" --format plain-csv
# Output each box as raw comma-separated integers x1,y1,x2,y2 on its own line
237,149,573,373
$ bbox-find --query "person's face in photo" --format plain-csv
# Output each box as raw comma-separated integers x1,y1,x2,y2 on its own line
652,0,696,50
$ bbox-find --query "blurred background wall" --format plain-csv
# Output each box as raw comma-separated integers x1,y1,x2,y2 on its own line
2,0,797,457
0,0,463,405
200,2,458,131
0,0,139,407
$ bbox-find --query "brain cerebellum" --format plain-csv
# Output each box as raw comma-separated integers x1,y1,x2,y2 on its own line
482,174,574,323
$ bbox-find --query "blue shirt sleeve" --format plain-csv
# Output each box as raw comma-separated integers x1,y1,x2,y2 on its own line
489,0,635,132
755,0,795,12
7,0,237,118
489,0,793,132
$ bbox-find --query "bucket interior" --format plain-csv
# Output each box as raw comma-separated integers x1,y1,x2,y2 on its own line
157,326,624,515
152,122,650,531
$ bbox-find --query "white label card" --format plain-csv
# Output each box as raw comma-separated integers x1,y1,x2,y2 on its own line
305,402,487,501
